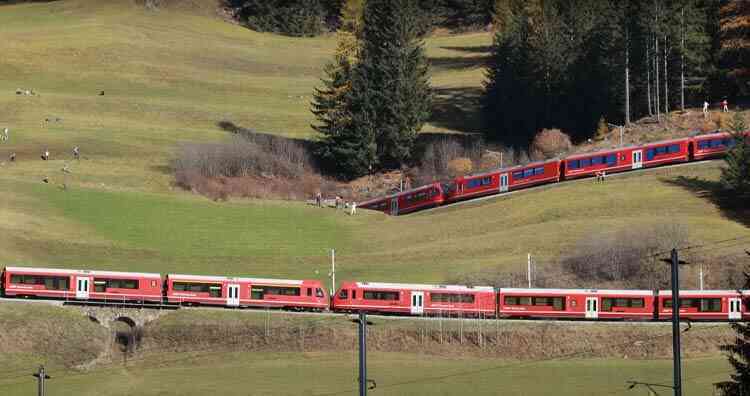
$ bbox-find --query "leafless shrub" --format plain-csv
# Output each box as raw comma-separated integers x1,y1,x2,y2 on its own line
529,128,573,161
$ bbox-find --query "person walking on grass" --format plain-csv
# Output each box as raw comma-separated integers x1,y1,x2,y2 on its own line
1,128,8,142
41,149,49,161
703,100,709,118
72,146,80,160
9,152,15,162
722,99,729,113
350,201,357,216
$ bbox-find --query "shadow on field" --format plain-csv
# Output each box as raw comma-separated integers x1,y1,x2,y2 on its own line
664,175,750,228
440,45,493,54
429,55,489,71
429,86,483,133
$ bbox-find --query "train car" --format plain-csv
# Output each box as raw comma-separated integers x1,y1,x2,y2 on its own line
332,281,496,317
498,288,655,320
165,273,328,310
691,132,736,160
563,138,690,180
656,290,743,321
2,266,162,302
359,182,444,216
444,160,560,203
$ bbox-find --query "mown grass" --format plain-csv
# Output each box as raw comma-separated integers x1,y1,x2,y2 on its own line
0,350,731,396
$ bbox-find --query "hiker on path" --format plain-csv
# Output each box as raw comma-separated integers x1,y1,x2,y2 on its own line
722,99,729,113
41,149,49,161
72,146,80,160
315,192,322,207
350,201,357,216
703,100,709,118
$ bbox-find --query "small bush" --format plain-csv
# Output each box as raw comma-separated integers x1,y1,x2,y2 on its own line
595,117,609,141
529,128,572,161
447,158,473,176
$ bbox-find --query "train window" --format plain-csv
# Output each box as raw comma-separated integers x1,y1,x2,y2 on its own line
94,280,106,292
591,156,602,165
10,275,69,290
151,280,157,288
97,279,139,289
568,160,580,170
646,149,655,160
173,282,221,294
209,286,222,298
530,297,565,310
513,171,524,179
252,287,264,299
504,296,518,305
602,298,645,311
316,288,325,298
668,144,680,153
711,139,723,148
534,167,545,175
307,288,312,297
432,293,475,304
656,146,667,155
580,158,591,167
10,275,23,284
607,154,617,165
698,141,710,149
700,298,722,312
523,169,534,178
264,286,301,296
724,139,735,147
363,291,399,301
338,289,348,299
352,290,357,299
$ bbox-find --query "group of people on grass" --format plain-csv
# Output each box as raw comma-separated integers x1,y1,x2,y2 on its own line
315,192,357,215
703,98,731,118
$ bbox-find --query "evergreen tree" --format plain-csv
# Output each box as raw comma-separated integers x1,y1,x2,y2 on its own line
720,113,750,203
354,0,432,169
715,272,750,395
311,0,367,179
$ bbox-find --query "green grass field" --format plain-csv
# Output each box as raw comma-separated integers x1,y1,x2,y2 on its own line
0,350,732,396
0,4,748,280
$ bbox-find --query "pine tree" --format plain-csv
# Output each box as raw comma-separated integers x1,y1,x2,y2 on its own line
715,272,750,395
720,113,750,204
311,0,368,179
354,0,432,168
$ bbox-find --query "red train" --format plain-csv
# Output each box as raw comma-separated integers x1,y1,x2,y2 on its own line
360,131,749,215
1,266,748,321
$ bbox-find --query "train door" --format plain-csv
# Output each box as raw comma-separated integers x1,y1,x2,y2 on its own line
499,173,509,193
729,298,742,320
390,198,398,216
632,150,643,169
410,291,424,315
75,277,91,299
227,284,240,307
585,297,598,319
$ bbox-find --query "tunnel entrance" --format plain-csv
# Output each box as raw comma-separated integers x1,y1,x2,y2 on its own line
113,317,141,358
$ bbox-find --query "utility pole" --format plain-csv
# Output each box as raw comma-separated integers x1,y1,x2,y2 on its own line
33,366,50,396
527,253,532,288
608,123,625,147
699,264,703,290
661,249,687,396
330,249,336,297
358,311,367,396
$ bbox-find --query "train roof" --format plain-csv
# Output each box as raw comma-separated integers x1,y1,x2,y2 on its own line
658,290,740,296
499,288,652,296
351,281,494,292
166,273,305,285
3,266,161,278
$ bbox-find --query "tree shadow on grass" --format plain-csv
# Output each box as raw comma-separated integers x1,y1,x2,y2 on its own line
429,55,489,71
429,86,484,134
664,175,750,229
440,45,493,54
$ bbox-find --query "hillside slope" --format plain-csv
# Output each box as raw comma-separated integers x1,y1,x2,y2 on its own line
0,0,747,286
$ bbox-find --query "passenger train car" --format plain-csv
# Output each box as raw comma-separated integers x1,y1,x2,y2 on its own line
360,131,749,215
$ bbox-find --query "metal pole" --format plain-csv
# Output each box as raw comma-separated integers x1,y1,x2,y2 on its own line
699,265,703,290
33,366,50,396
359,311,367,396
671,248,682,396
527,253,532,288
620,126,624,147
332,249,335,296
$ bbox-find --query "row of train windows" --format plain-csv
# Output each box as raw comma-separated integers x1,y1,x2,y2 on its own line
697,138,734,150
10,275,69,290
504,296,565,310
93,279,138,291
568,154,618,170
663,298,722,312
466,177,493,189
646,144,681,160
512,167,545,180
406,189,437,203
173,282,223,297
601,298,645,311
431,293,475,304
172,283,305,299
337,290,475,304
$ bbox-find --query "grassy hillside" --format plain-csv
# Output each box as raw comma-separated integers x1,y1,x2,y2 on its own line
0,0,747,286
